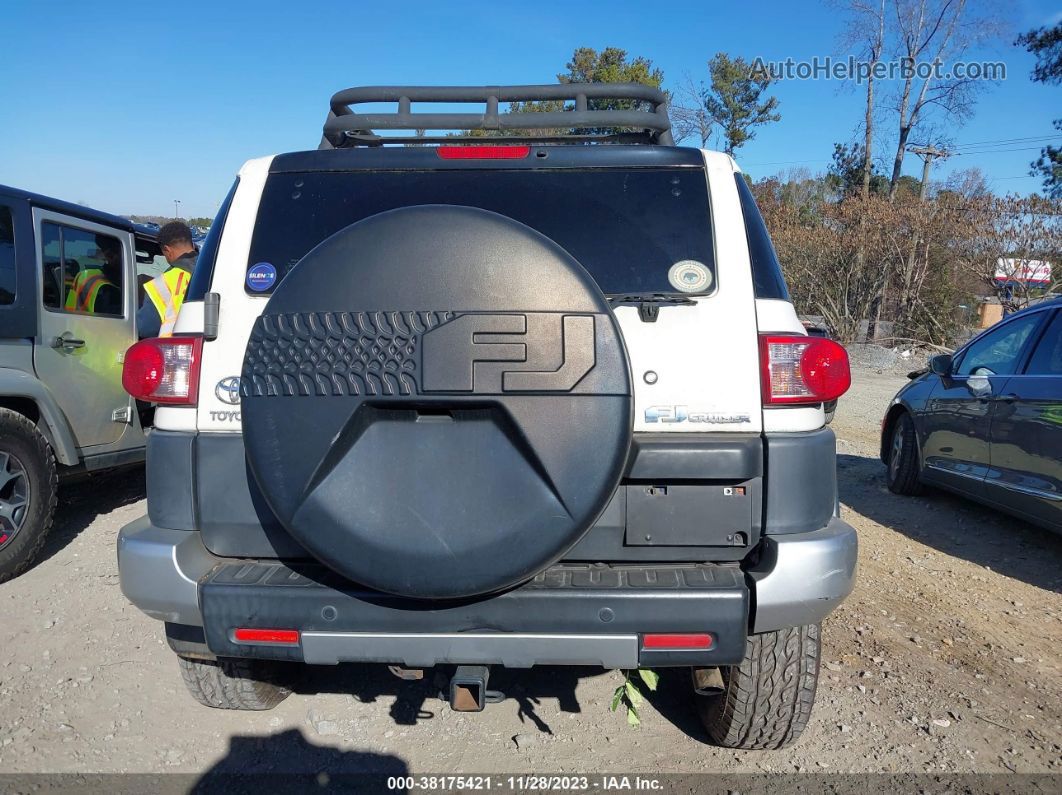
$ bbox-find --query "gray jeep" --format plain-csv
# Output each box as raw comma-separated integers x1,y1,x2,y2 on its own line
0,185,162,581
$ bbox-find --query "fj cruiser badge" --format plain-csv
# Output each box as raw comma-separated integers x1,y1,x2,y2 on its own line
645,405,750,424
668,260,712,293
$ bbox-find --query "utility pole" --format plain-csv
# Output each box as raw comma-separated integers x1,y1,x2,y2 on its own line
908,145,948,200
174,199,181,219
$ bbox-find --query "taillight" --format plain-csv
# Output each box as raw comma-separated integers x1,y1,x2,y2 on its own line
436,145,531,160
760,334,851,405
122,337,203,405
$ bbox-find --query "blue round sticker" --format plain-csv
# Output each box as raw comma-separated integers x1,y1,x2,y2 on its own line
247,262,277,292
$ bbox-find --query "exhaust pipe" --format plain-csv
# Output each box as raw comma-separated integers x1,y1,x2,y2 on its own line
692,666,725,696
449,665,491,712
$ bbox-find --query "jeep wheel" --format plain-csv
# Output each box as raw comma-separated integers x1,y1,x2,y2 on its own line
886,412,923,495
177,656,292,710
696,623,821,750
0,408,58,584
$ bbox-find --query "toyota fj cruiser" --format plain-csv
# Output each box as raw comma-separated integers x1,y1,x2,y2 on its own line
117,84,857,749
0,186,163,582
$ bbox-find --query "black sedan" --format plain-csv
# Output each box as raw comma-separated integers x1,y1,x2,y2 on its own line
881,298,1062,533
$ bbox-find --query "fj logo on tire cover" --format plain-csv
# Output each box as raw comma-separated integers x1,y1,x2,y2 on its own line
242,311,596,398
421,313,594,393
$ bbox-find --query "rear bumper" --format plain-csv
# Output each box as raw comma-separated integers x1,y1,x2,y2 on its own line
117,516,856,668
747,518,858,633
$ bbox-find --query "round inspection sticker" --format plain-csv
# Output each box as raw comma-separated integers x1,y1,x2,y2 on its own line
668,260,712,293
247,262,277,292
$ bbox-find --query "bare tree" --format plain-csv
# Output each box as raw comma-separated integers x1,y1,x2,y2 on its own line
885,0,1002,200
836,0,889,197
753,174,1062,347
670,74,713,147
952,194,1062,312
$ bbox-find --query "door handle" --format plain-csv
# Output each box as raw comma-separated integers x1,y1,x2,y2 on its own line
51,334,85,350
996,393,1018,403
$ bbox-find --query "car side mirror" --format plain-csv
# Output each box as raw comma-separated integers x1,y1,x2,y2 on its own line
928,354,952,376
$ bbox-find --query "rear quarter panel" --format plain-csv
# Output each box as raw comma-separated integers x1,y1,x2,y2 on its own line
625,151,763,433
156,156,274,433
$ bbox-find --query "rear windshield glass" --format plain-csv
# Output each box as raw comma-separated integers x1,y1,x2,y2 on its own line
246,168,714,296
734,175,788,300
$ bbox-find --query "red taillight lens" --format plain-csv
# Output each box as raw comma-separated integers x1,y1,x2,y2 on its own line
436,145,531,160
232,628,301,645
642,633,714,650
760,334,851,405
122,337,203,405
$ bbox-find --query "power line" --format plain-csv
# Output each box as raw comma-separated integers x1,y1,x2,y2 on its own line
744,134,1060,168
745,142,1057,168
947,134,1062,150
952,145,1056,155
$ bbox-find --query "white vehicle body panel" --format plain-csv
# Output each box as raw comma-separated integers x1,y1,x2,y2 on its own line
624,151,762,433
754,298,826,432
156,156,274,433
159,149,823,438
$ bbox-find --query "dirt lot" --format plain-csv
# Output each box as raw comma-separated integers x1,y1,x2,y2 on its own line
1,364,1059,779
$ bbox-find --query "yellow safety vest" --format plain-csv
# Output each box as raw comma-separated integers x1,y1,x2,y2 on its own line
144,268,191,337
64,269,114,313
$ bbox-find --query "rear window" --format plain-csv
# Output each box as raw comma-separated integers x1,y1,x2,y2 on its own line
246,168,715,296
735,175,788,300
0,205,15,305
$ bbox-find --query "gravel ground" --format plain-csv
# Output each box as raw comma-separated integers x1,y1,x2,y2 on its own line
0,364,1059,779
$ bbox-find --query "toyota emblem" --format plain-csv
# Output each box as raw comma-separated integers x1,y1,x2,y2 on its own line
215,376,242,405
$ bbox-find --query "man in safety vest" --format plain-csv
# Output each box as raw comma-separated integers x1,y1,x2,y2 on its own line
65,235,122,315
138,221,196,338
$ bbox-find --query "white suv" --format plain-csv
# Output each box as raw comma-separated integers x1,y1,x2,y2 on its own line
116,84,856,749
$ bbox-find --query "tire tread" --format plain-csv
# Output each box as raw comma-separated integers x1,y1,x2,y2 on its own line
698,623,821,750
0,408,58,584
887,412,924,495
177,656,291,710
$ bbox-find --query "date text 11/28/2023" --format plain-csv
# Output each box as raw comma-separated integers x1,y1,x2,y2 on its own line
385,775,664,791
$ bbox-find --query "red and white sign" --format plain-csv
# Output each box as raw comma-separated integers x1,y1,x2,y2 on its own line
994,258,1053,285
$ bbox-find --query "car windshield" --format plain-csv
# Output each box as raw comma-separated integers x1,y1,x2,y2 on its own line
245,167,715,296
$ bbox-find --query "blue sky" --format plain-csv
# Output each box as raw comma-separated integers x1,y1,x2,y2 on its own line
1,0,1059,217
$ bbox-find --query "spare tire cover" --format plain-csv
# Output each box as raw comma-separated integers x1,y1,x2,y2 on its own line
241,205,632,599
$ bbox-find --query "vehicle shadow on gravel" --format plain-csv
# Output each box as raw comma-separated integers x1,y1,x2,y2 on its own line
194,728,408,791
643,668,712,743
33,467,146,571
837,453,1062,593
296,664,593,734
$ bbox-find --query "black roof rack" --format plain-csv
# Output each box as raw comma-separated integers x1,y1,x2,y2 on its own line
319,83,674,149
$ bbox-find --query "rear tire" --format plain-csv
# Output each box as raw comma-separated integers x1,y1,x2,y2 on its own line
696,623,821,750
177,655,292,710
0,408,58,584
886,412,923,495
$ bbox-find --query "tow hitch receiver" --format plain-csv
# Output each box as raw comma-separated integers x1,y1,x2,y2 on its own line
449,665,492,712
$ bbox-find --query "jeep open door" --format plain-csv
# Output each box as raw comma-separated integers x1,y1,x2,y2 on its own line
32,209,139,451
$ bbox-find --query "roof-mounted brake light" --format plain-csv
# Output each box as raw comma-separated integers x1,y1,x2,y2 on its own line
436,145,531,160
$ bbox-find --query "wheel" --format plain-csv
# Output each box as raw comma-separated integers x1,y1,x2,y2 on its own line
696,623,821,750
886,412,923,495
0,408,58,583
240,205,631,599
177,655,292,710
